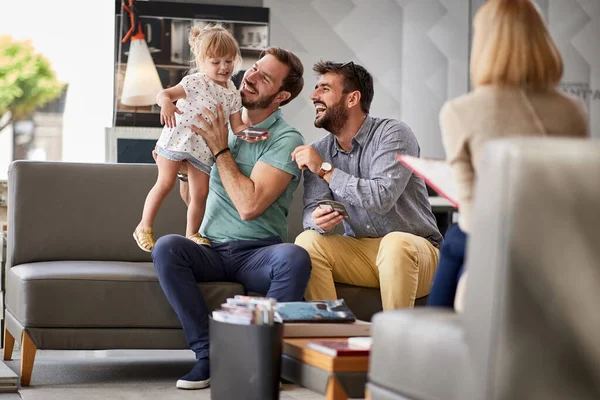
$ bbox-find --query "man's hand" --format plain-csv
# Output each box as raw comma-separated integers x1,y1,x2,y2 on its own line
190,104,229,155
312,206,344,232
291,145,324,174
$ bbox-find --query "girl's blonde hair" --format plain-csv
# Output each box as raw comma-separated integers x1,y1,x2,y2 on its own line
470,0,563,89
188,23,242,73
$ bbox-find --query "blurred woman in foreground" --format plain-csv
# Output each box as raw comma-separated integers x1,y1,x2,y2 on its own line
428,0,589,309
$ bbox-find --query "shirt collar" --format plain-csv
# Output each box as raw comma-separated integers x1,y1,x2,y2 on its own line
352,115,373,147
252,108,283,130
330,114,373,156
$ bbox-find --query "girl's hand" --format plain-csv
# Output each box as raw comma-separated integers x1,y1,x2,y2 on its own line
160,102,183,128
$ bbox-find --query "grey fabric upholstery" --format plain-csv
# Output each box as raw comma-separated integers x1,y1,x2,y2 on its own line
8,161,186,266
6,262,244,328
368,138,600,400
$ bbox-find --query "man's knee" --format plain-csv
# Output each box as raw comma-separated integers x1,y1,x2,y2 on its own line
294,229,325,254
274,243,312,278
152,234,191,274
378,232,419,271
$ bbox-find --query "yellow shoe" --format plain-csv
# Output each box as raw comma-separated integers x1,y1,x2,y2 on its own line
187,233,211,247
133,227,155,253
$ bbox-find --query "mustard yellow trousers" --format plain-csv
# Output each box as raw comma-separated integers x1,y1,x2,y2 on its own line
295,230,439,309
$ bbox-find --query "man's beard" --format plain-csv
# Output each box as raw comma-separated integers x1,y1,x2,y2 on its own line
314,97,348,133
241,82,278,110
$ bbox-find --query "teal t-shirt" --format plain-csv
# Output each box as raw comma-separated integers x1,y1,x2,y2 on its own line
200,109,304,242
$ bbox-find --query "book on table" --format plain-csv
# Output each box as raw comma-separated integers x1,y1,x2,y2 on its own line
275,299,356,323
307,339,371,357
283,319,371,338
397,154,460,208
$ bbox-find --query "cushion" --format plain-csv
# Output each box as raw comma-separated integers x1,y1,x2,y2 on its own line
6,261,245,328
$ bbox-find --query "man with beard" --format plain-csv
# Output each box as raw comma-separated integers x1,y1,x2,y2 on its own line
292,61,442,311
152,47,312,390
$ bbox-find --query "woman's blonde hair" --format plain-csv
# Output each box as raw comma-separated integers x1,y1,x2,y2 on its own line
188,23,242,73
470,0,563,89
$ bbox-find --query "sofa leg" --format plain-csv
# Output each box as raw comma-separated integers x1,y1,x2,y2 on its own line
3,327,15,361
20,331,37,386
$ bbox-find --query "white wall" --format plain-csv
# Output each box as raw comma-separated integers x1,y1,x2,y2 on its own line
2,1,115,163
265,0,470,158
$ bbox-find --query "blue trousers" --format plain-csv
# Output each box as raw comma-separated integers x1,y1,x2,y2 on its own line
427,224,467,308
152,235,311,359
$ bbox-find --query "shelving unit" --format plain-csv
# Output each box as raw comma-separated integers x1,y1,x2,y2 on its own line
113,0,270,128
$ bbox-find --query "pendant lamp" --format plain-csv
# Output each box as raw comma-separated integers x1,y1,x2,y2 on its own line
120,0,163,106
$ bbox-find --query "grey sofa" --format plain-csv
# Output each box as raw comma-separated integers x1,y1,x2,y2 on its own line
4,160,419,386
367,138,600,400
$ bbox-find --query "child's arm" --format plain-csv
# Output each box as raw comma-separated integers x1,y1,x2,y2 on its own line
229,111,248,134
229,111,270,142
157,85,186,128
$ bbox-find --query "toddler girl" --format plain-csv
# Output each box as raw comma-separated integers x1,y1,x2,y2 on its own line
133,24,251,252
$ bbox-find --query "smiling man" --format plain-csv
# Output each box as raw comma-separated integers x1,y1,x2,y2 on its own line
292,61,442,311
152,47,311,390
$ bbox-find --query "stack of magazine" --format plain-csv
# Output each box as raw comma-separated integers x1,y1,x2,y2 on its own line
212,297,372,337
275,299,356,323
276,299,371,338
212,295,277,325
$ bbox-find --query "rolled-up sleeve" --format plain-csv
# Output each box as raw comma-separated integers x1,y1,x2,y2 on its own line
302,167,332,233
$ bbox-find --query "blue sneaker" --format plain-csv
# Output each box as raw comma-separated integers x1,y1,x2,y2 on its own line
176,358,210,390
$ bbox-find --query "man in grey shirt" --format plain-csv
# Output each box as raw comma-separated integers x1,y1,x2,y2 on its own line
292,61,442,309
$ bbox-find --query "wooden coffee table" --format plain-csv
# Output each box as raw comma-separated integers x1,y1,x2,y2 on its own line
281,338,370,400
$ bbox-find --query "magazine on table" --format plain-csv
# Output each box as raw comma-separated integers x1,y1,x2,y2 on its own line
275,299,356,323
397,154,460,208
307,338,371,357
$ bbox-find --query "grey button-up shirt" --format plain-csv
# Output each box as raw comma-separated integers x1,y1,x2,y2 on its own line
302,115,443,248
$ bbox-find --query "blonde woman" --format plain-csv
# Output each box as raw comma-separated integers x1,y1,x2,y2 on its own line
428,0,589,308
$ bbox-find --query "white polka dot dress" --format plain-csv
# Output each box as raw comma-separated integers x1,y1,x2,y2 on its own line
156,73,242,167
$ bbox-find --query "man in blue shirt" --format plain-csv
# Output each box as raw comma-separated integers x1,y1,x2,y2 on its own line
152,48,311,390
293,61,442,310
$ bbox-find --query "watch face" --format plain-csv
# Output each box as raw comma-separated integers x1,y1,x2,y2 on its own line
322,162,332,172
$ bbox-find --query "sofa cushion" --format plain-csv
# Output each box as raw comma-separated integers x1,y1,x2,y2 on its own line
7,161,187,267
6,261,245,328
369,309,471,400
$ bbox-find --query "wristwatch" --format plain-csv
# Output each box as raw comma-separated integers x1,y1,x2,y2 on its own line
177,173,189,182
318,162,333,179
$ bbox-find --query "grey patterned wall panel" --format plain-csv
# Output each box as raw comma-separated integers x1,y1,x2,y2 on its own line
265,0,470,158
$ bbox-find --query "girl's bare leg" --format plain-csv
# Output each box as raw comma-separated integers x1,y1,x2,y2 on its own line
139,156,181,229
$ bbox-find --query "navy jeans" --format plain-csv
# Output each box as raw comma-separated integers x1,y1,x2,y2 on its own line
427,224,467,308
152,235,311,359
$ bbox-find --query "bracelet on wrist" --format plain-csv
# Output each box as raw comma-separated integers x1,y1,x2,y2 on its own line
177,173,188,182
214,147,230,160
